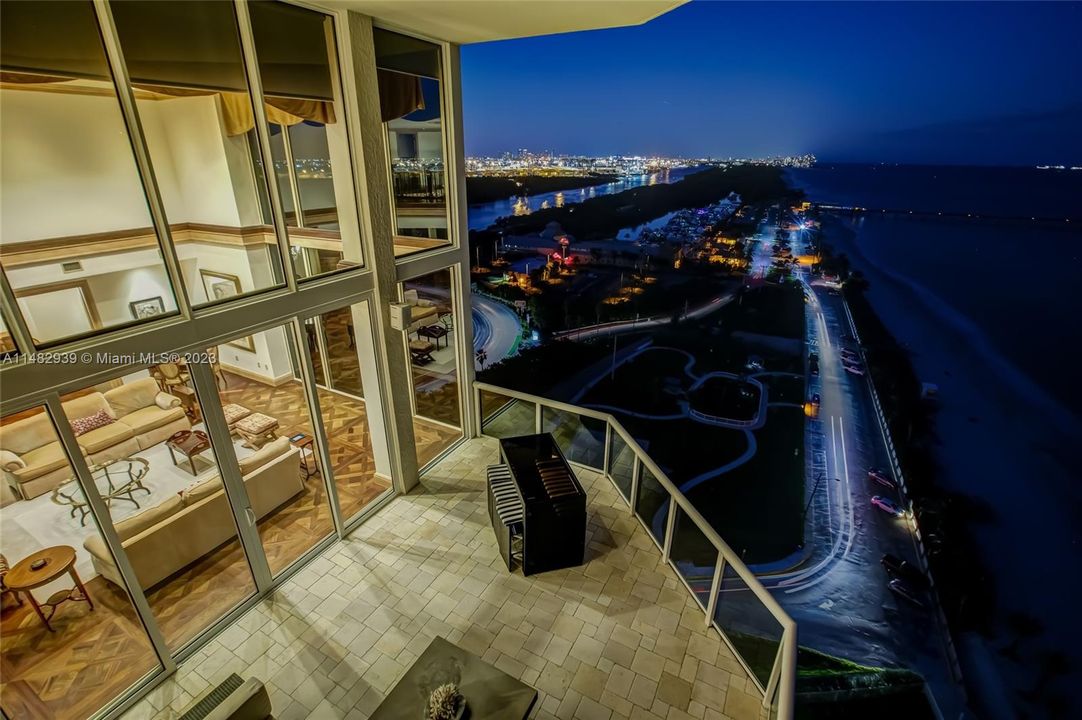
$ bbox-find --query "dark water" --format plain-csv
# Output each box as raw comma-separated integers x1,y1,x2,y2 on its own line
467,166,703,230
790,164,1082,411
789,164,1082,699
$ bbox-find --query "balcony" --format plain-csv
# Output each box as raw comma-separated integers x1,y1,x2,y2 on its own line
120,395,793,719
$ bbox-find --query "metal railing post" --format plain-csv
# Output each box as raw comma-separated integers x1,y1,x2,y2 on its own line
704,554,725,625
661,496,677,561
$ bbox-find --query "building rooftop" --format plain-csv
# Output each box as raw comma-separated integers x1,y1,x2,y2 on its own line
122,437,763,719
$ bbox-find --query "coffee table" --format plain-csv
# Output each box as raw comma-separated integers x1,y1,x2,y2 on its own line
369,636,536,720
418,324,449,349
51,457,151,526
167,430,211,475
5,545,93,632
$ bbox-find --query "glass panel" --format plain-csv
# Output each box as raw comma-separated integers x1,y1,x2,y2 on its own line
607,430,635,501
110,0,287,307
0,0,179,345
669,508,718,608
207,324,334,577
322,306,363,396
302,317,328,387
1,405,163,717
0,310,16,357
480,390,535,439
635,465,669,546
542,407,605,468
249,0,363,278
311,300,391,522
55,368,257,650
714,563,784,690
374,28,452,259
402,269,463,466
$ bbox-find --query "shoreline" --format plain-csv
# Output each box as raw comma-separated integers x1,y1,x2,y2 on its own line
818,212,1082,717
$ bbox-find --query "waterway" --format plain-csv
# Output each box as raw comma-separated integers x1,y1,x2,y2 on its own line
467,166,702,230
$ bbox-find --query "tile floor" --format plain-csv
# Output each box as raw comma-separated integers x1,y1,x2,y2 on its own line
120,438,764,720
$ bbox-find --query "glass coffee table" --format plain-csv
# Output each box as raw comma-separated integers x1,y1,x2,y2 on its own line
51,457,151,526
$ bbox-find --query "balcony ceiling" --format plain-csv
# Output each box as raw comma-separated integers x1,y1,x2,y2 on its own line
326,1,686,44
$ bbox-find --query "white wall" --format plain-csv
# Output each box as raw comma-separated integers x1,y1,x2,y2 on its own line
0,88,153,243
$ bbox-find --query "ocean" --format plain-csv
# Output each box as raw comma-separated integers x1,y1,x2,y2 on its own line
788,164,1082,687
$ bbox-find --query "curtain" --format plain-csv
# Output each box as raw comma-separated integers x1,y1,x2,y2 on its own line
378,69,424,123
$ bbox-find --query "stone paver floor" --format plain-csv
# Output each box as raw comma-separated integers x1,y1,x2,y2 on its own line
122,438,762,720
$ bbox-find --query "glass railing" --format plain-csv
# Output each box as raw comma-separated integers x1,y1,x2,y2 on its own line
473,381,798,719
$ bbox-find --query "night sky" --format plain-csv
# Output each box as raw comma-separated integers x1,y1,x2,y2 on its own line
461,1,1082,165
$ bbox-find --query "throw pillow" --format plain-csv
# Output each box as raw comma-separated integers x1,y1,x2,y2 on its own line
71,409,115,436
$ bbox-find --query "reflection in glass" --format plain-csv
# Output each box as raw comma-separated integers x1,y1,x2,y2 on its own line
0,405,162,718
402,269,462,465
607,431,635,501
0,0,179,344
110,0,286,307
480,391,535,439
669,508,717,608
375,28,453,258
543,408,605,468
249,0,363,278
307,301,391,521
635,465,669,546
55,369,257,650
0,310,16,356
209,324,334,577
714,564,784,689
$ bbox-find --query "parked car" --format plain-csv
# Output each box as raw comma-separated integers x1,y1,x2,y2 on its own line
871,495,906,518
881,553,930,590
867,467,895,488
844,364,865,376
806,393,821,418
888,578,925,608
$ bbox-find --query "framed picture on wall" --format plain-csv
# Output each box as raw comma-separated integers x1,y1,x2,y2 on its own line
199,270,255,351
200,269,242,302
129,296,166,320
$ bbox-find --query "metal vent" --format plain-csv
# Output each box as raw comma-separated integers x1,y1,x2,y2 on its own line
178,673,243,720
61,261,83,273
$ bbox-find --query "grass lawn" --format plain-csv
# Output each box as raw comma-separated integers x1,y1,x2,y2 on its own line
581,349,691,415
688,375,760,421
761,374,805,405
686,406,805,563
614,416,749,482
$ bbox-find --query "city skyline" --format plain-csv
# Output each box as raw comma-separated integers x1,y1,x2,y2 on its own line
462,1,1082,166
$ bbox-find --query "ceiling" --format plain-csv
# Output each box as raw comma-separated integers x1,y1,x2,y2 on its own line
322,1,686,44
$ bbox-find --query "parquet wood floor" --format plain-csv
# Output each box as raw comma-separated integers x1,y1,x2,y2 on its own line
0,371,458,720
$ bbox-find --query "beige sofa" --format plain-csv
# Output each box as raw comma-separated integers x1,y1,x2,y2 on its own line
84,438,303,591
404,288,440,334
0,377,190,500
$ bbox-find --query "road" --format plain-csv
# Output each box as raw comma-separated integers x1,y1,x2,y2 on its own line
553,292,733,341
471,292,522,366
751,214,964,716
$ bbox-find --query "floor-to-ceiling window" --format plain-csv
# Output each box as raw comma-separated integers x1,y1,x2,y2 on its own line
401,269,463,465
111,0,288,307
0,405,164,720
248,0,364,279
374,28,453,259
203,323,336,576
52,368,259,651
0,0,180,345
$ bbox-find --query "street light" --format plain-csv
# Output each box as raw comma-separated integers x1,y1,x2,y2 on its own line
799,473,841,545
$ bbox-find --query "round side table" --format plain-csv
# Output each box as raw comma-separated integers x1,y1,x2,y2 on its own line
4,546,94,631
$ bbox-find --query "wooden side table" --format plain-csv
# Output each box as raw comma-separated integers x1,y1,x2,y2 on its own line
289,434,319,480
5,546,93,631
